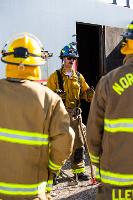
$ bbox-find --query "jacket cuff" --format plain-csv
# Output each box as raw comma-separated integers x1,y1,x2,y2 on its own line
89,152,100,165
46,180,53,193
48,159,62,172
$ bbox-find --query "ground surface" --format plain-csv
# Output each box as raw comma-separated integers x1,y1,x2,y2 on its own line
51,156,98,200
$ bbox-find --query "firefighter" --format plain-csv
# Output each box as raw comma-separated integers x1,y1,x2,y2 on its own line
0,33,75,200
86,21,133,200
47,42,94,181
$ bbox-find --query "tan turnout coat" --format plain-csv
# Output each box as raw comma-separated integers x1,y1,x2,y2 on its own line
0,79,74,200
87,55,133,200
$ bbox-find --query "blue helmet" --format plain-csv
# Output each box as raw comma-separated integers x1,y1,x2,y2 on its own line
60,42,79,58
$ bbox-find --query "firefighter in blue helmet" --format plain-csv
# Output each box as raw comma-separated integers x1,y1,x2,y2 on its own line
47,42,94,181
86,21,133,200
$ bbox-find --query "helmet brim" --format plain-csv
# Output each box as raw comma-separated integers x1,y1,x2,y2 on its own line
60,54,79,58
121,32,133,40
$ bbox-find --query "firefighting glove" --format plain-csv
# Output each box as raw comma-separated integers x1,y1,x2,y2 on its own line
46,193,53,200
71,107,82,119
87,86,95,102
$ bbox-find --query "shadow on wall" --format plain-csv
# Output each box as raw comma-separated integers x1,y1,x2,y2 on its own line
105,41,125,73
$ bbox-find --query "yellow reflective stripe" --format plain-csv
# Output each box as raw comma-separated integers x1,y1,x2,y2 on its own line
0,181,46,195
96,167,133,186
48,159,61,171
46,180,53,192
0,128,48,146
104,118,133,133
89,152,100,164
96,170,101,180
128,24,133,29
72,168,85,174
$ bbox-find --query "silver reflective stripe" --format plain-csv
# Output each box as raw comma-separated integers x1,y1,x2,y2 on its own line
0,181,47,195
96,167,133,186
0,128,48,145
104,118,133,133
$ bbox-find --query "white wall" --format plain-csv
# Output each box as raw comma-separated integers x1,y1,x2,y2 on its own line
0,0,133,78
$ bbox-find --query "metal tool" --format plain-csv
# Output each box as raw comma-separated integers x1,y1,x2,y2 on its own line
72,107,99,186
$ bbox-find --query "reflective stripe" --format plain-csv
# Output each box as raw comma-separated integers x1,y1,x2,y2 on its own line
0,181,46,195
89,153,100,164
48,159,61,171
96,167,133,186
0,128,48,146
96,168,101,180
104,118,133,133
128,24,133,29
72,168,85,174
46,180,53,192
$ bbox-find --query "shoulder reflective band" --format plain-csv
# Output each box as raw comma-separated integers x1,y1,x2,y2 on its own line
89,152,100,164
0,181,46,195
96,167,133,186
104,118,133,133
0,128,48,146
48,159,61,171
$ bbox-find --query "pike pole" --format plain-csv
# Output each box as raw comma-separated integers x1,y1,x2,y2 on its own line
72,107,98,185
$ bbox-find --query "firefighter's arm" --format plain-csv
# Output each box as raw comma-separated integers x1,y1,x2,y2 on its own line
47,72,58,92
86,77,106,167
48,97,75,175
80,74,95,102
47,72,66,98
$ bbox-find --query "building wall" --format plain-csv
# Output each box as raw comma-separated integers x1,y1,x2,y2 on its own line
0,0,133,78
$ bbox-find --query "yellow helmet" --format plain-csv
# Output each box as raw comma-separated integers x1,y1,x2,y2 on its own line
1,33,51,80
120,39,133,55
120,21,133,55
1,32,46,66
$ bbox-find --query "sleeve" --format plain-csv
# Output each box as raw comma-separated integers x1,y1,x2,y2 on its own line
86,77,106,166
80,74,95,102
47,72,58,92
48,97,75,174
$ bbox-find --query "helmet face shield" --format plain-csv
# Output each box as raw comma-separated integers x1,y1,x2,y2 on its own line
1,32,47,66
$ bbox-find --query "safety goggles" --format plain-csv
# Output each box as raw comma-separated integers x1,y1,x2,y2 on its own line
66,57,77,61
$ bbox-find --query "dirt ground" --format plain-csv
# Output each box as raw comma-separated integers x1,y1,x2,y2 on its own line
51,157,98,200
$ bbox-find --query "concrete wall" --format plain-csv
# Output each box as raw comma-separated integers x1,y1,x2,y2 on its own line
0,0,133,78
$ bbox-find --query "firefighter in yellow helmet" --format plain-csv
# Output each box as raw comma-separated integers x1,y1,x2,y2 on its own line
0,33,75,200
47,42,94,181
86,21,133,200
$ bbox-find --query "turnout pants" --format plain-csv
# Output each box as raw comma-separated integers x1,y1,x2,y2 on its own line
68,110,85,173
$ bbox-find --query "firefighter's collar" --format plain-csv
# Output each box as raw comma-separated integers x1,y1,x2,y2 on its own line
123,54,133,65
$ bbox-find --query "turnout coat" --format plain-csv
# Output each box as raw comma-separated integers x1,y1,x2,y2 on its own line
0,79,74,200
87,55,133,200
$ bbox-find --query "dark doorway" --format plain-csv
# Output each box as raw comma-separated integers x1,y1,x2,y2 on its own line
76,22,104,87
76,22,104,124
76,23,125,124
